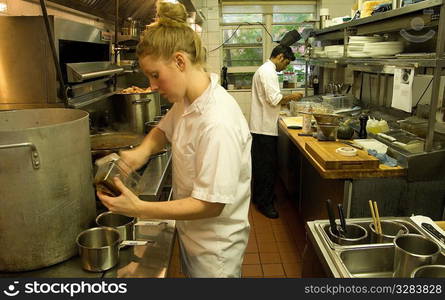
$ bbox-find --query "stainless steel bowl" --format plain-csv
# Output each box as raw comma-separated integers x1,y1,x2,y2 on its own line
411,265,445,278
76,227,121,272
96,211,135,242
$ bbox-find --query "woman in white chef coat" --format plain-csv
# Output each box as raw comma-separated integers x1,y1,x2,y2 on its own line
96,1,252,278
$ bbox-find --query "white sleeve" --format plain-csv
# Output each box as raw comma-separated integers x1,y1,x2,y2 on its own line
191,122,243,204
156,104,177,142
261,71,283,106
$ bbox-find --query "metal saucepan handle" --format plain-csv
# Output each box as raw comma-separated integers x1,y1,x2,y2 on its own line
119,240,154,249
0,142,40,169
132,98,152,105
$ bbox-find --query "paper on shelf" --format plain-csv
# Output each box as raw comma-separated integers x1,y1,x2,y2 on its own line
391,67,414,113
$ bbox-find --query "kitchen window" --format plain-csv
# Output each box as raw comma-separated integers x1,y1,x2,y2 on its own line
220,3,316,90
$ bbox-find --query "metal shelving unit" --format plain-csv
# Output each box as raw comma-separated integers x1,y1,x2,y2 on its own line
307,0,445,153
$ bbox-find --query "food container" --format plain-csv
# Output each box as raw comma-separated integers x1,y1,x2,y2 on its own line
96,211,136,242
393,233,441,278
410,265,445,278
76,227,149,272
76,227,121,272
369,220,409,243
94,159,141,197
328,223,368,246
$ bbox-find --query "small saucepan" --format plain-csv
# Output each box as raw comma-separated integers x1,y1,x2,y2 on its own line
76,227,149,272
95,211,168,242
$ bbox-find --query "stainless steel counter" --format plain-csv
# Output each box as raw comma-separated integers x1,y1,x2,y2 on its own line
0,220,176,278
307,217,445,278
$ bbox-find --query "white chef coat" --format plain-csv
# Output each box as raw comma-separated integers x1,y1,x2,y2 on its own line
157,73,251,278
249,59,283,136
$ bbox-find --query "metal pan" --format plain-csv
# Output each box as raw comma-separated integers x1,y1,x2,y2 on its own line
90,132,144,160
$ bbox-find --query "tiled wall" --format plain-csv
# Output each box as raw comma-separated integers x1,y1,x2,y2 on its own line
228,91,252,122
195,0,222,76
3,0,107,28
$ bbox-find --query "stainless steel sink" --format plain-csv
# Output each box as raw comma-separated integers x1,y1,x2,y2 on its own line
338,246,395,278
306,217,445,278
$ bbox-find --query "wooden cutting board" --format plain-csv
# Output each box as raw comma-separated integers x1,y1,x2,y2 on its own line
305,141,380,170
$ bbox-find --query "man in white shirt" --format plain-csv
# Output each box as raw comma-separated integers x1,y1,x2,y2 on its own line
249,45,303,218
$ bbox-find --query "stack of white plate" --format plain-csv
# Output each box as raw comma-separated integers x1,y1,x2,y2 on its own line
325,45,344,58
347,36,383,58
363,41,404,57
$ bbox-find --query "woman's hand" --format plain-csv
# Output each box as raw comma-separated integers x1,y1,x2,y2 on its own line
97,177,142,218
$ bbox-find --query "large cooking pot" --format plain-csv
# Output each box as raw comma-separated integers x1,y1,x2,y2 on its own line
90,132,145,161
0,108,96,272
113,92,160,134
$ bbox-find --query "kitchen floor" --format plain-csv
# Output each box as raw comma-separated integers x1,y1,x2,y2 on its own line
168,179,307,278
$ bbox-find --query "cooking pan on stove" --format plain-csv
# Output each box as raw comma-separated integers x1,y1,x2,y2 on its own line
90,132,145,160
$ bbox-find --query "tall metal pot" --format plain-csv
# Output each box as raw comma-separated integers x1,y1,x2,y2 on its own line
0,108,96,272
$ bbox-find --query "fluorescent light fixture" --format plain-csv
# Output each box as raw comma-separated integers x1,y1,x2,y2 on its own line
163,0,178,3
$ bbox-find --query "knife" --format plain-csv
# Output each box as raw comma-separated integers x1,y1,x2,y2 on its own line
421,222,445,244
339,140,364,150
325,199,339,236
337,204,347,234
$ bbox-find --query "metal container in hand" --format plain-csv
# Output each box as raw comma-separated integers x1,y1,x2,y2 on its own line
393,233,440,278
369,220,409,244
411,265,445,278
96,211,135,241
76,227,121,272
328,223,368,246
0,108,96,272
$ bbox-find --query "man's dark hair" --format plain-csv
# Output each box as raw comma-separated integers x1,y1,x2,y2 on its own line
270,45,295,61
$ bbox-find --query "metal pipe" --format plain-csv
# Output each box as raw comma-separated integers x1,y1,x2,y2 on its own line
115,0,119,64
39,0,68,105
425,3,445,152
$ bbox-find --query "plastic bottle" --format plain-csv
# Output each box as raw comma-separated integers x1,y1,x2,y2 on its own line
221,66,228,89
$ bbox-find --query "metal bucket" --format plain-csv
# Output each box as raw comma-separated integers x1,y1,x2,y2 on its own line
369,220,409,243
393,234,441,278
0,108,96,272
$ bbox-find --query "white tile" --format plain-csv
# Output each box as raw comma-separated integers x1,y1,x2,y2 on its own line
207,19,219,31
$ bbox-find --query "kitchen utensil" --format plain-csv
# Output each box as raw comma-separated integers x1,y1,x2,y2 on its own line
96,212,136,242
328,223,368,246
325,199,339,236
393,233,441,278
368,200,381,234
373,201,382,234
339,140,363,150
90,132,145,160
411,265,445,278
94,159,141,197
0,108,95,272
304,141,380,170
76,227,150,272
421,222,445,244
369,220,408,243
337,204,347,234
95,212,165,243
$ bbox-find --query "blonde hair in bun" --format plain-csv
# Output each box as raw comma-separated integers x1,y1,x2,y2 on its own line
137,1,205,66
